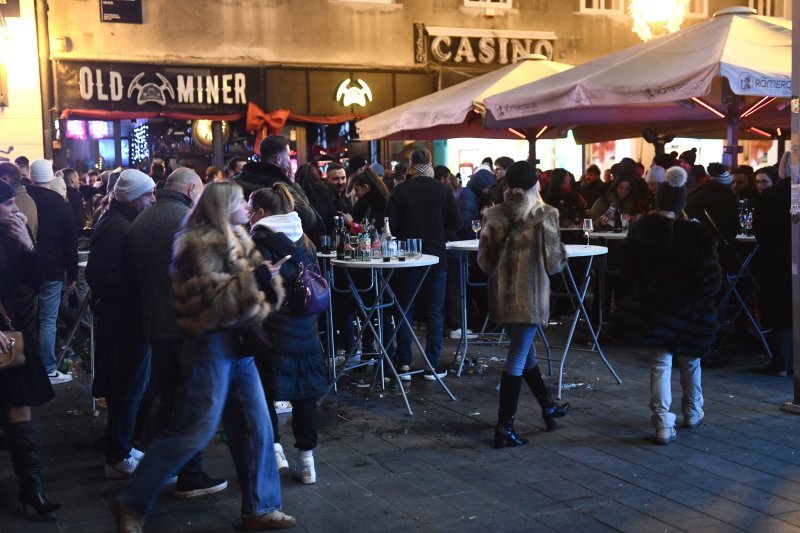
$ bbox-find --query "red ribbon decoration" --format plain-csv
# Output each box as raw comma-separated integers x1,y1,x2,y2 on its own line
246,104,291,156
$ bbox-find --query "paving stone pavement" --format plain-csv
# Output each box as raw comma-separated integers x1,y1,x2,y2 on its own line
1,329,799,532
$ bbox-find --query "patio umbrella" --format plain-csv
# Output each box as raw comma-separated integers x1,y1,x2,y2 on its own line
355,54,573,161
482,7,791,165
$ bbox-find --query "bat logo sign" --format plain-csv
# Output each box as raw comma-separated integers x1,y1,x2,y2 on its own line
127,73,176,106
336,79,373,107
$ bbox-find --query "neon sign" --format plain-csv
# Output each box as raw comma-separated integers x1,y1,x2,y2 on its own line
336,79,372,107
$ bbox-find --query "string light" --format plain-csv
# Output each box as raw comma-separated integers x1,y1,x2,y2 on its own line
629,0,690,42
131,123,150,164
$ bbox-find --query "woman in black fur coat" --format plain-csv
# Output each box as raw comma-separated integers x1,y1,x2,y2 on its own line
613,166,721,445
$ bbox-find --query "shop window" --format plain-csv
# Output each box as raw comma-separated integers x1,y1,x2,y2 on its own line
686,0,708,18
464,0,513,9
579,0,623,15
749,0,791,18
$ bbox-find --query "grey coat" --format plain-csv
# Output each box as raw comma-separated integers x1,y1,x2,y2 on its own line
127,189,191,342
478,194,566,325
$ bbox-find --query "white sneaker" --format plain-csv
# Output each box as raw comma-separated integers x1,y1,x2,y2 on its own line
449,329,478,340
274,401,293,414
424,368,448,381
398,364,412,382
105,455,140,479
293,454,316,485
48,370,73,385
654,426,677,445
274,443,289,473
129,447,145,461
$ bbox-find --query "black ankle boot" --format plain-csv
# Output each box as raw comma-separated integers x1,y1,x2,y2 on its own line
494,373,529,448
523,368,570,431
8,421,61,516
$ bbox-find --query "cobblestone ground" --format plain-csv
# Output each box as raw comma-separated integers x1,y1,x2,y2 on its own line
1,328,799,533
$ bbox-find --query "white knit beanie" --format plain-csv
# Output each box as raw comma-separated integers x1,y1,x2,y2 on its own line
30,159,55,183
645,165,666,184
50,176,68,199
114,169,155,202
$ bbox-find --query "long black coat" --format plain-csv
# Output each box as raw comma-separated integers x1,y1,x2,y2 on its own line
685,180,740,272
27,185,78,282
127,189,191,341
351,189,387,231
613,214,721,358
85,201,141,326
250,226,326,401
752,178,791,327
0,234,52,409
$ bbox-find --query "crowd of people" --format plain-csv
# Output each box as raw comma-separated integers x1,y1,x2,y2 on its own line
0,138,793,531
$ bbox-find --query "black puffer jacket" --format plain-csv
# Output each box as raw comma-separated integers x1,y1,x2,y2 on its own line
250,225,326,401
684,180,740,272
351,189,387,231
612,214,721,358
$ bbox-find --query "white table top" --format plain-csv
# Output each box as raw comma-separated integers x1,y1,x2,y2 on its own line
589,231,628,240
331,253,439,269
559,227,586,232
447,239,479,251
316,252,336,259
565,244,608,257
736,234,756,243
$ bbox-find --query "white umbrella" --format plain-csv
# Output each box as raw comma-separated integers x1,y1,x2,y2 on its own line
483,7,790,163
355,54,572,141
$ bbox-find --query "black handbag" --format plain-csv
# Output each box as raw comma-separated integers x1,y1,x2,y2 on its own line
288,262,330,316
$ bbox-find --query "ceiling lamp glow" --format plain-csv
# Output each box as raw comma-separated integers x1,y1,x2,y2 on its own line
629,0,690,42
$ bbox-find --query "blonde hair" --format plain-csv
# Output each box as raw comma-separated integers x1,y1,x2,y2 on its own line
513,181,546,222
183,181,243,241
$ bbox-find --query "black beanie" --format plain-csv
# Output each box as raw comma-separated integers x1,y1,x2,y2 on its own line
656,166,687,214
0,179,15,204
679,148,697,165
505,161,539,191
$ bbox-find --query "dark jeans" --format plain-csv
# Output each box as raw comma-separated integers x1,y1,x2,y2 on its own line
103,320,151,465
266,397,319,451
444,255,461,331
395,266,446,369
149,339,203,474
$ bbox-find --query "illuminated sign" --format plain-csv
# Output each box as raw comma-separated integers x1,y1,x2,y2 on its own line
88,120,111,139
414,23,558,66
65,120,87,140
336,79,373,107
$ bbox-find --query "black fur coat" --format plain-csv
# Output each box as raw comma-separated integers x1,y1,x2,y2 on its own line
612,214,721,358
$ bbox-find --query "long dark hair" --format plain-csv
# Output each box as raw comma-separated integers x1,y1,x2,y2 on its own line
543,168,570,205
350,167,389,202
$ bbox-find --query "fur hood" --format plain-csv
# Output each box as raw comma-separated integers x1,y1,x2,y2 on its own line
478,199,566,325
170,224,284,336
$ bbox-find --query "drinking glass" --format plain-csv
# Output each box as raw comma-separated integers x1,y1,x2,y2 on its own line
620,213,629,231
396,241,407,262
412,238,422,259
471,219,481,240
406,239,418,260
320,235,331,254
582,218,594,247
381,241,392,262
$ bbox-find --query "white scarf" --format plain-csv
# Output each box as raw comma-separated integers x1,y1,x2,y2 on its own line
253,212,303,242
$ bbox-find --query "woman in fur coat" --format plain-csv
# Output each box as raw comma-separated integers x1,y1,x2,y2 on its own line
115,182,296,532
478,161,569,448
613,167,721,445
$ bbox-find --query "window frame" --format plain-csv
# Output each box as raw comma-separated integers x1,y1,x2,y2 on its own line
579,0,624,15
685,0,708,19
748,0,791,18
463,0,513,9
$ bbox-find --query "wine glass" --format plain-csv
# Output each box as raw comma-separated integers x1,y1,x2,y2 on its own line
471,219,481,240
582,218,594,247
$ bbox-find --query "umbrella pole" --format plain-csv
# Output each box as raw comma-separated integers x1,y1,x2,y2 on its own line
722,80,742,168
525,131,538,166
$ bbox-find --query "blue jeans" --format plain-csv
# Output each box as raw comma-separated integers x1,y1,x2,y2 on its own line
38,280,63,374
105,326,151,465
396,267,446,368
505,324,540,376
118,330,281,518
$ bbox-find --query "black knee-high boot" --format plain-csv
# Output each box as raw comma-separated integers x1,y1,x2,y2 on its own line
494,372,528,448
8,421,61,515
523,368,570,431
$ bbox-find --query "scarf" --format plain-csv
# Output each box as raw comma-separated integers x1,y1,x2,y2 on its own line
408,164,434,178
253,212,303,242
